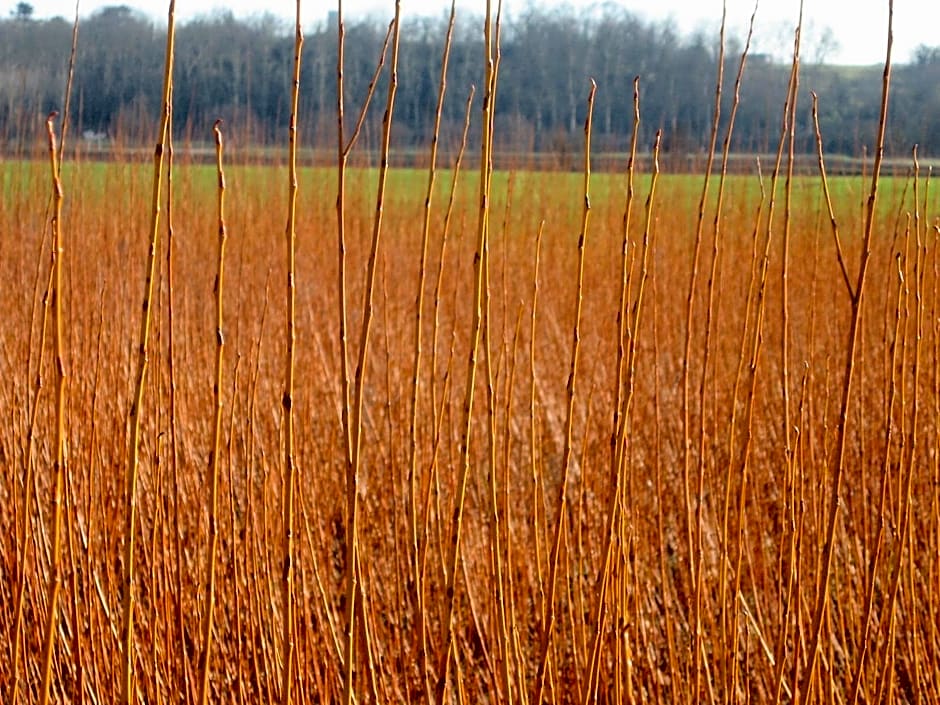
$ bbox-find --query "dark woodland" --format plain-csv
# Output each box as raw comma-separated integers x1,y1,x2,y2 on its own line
2,3,939,159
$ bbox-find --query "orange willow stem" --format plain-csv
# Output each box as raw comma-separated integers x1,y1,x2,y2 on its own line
587,74,641,703
121,2,175,701
421,82,475,704
57,0,79,168
409,0,456,632
709,9,757,698
281,1,303,701
585,127,661,705
38,110,67,705
198,119,227,705
409,2,457,699
337,13,394,472
611,76,641,485
534,78,596,705
481,4,509,700
682,5,726,624
436,3,496,700
811,92,854,300
344,4,401,704
799,2,893,701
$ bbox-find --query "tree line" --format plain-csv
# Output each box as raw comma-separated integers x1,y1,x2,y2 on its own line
2,4,939,160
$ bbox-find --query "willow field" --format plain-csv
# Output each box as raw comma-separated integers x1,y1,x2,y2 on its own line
3,1,940,703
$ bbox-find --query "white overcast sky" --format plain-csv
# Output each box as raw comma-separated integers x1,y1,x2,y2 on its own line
17,0,934,66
